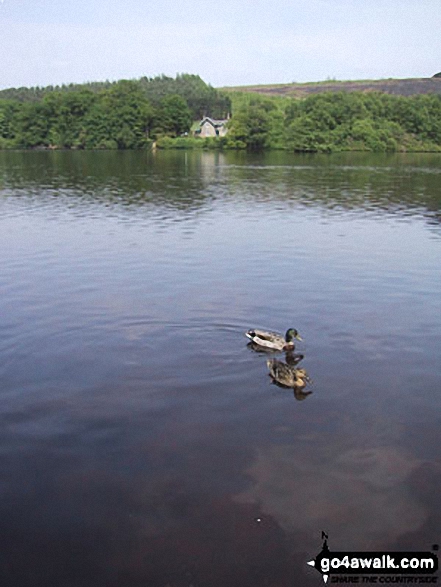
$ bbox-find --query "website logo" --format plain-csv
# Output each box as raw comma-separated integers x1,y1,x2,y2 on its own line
307,533,438,584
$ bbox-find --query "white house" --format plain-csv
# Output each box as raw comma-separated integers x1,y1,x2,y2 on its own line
196,117,229,138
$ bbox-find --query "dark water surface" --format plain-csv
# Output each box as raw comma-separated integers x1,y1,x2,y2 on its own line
0,150,440,586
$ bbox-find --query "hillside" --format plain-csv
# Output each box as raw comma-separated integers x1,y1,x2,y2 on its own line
222,77,441,98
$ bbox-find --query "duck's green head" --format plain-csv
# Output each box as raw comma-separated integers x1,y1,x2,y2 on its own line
286,328,302,342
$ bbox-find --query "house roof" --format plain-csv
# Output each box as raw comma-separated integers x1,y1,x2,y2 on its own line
200,117,228,127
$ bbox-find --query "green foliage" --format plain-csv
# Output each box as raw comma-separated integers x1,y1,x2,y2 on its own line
83,81,153,149
139,74,231,119
1,81,153,150
0,74,230,150
286,115,331,152
152,94,192,137
1,76,441,152
0,74,231,121
0,100,20,141
14,102,51,147
227,96,279,150
43,90,96,148
226,91,441,152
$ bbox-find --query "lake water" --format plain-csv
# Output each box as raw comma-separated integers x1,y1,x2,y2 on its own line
0,150,440,587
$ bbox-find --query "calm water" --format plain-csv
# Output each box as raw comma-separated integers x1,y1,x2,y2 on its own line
0,150,440,587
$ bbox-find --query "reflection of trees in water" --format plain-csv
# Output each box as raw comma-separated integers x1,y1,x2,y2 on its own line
0,150,225,220
224,152,441,224
1,150,440,227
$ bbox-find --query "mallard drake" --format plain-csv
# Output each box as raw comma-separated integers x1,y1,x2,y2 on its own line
266,358,311,389
245,328,302,351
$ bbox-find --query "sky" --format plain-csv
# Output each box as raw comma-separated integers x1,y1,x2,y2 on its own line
0,0,440,90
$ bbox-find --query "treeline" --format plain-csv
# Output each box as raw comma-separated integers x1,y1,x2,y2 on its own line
0,75,231,149
224,91,441,152
138,74,230,119
0,74,230,119
0,81,114,103
1,74,441,152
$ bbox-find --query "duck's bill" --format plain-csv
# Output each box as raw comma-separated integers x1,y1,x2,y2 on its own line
295,334,302,341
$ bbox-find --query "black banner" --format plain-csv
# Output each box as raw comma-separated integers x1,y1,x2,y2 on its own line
307,535,438,583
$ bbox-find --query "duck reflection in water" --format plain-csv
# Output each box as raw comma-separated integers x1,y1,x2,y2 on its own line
247,342,304,365
293,386,313,401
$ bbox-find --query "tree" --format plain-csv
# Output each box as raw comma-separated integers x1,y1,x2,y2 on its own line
42,90,96,148
14,102,51,147
286,115,328,152
139,74,231,119
153,94,192,137
227,97,277,150
0,100,20,142
83,81,153,149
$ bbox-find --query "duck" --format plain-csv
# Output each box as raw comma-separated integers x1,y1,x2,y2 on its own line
266,358,311,389
245,328,302,351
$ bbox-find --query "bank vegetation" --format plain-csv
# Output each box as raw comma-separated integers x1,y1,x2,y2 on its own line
1,74,440,152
